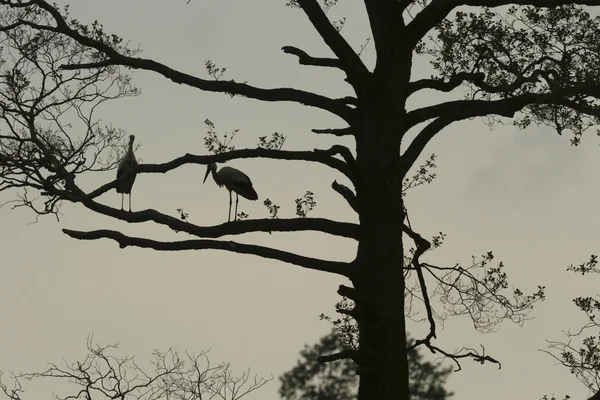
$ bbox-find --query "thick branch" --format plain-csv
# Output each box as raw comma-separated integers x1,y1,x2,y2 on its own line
20,1,353,121
311,127,354,136
417,90,600,125
403,90,600,176
312,145,356,168
75,198,359,240
84,147,356,200
317,350,359,364
281,46,342,69
405,0,600,47
332,180,359,213
400,117,452,179
363,0,406,63
296,0,369,87
62,229,351,276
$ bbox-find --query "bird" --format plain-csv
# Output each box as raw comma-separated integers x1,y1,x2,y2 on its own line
116,134,138,212
203,162,258,222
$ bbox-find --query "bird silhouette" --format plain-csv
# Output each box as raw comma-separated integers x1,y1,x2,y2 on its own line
203,162,258,222
116,135,138,212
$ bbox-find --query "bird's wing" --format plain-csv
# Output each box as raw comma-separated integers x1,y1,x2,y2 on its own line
116,160,126,178
231,170,251,185
117,158,137,178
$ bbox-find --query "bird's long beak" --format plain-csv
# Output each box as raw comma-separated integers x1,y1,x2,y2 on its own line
203,167,210,184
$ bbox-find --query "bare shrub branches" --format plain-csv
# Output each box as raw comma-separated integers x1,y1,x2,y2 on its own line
0,336,273,400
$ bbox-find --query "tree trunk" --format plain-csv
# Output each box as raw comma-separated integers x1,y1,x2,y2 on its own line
354,210,410,400
353,108,410,399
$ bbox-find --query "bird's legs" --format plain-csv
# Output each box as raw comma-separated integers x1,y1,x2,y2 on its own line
128,193,132,212
228,190,232,222
121,194,124,211
235,193,239,221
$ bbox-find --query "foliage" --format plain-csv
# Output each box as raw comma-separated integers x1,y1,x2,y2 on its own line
295,191,317,218
545,255,600,392
258,132,286,150
418,4,600,145
279,330,454,400
203,119,239,154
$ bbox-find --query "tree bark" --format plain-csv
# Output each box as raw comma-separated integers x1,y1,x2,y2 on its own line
353,99,411,400
354,211,409,400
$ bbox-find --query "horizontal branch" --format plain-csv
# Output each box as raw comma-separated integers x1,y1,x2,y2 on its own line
281,46,342,69
84,146,356,200
317,349,359,363
18,1,353,121
406,88,600,128
75,198,359,240
312,145,356,168
311,127,354,136
408,72,486,95
62,229,351,276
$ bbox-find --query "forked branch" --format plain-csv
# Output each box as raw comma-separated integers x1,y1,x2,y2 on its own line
403,223,436,343
62,229,352,276
295,0,369,87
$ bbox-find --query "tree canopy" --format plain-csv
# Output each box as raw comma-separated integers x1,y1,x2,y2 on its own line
1,0,600,399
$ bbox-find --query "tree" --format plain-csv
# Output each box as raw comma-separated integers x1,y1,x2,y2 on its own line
0,336,272,400
279,330,453,400
543,255,600,397
4,0,600,398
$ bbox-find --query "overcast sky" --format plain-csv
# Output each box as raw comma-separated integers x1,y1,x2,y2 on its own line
1,1,599,400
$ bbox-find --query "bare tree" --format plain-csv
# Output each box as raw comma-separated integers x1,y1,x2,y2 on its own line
0,336,272,400
3,0,600,399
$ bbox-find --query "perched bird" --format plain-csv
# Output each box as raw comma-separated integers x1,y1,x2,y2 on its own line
203,162,258,222
116,134,138,212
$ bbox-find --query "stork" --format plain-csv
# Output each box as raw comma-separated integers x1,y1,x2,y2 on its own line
116,134,138,212
203,162,258,222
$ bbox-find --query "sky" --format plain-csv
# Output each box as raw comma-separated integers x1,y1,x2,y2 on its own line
1,1,600,399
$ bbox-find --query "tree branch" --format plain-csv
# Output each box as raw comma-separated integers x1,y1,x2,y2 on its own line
408,72,486,95
295,0,370,88
332,180,359,213
16,1,354,121
402,223,436,342
83,147,356,201
312,145,356,168
408,89,600,126
405,0,600,48
62,229,352,276
400,117,453,179
95,208,358,241
281,46,342,69
316,349,359,364
311,127,354,136
403,89,600,176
